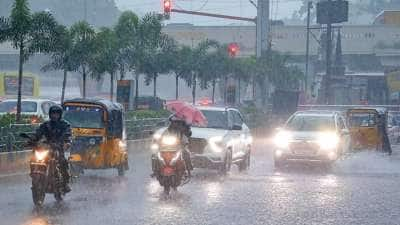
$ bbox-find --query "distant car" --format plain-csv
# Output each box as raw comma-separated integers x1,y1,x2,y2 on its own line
152,106,252,174
273,110,351,167
0,99,57,120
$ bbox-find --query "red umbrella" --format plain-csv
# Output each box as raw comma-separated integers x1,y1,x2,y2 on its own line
166,100,207,126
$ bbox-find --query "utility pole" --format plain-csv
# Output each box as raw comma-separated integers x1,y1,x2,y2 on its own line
305,1,312,93
256,0,270,57
84,0,87,22
325,0,333,104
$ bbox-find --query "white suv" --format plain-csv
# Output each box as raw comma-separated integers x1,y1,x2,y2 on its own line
273,110,351,167
153,106,253,174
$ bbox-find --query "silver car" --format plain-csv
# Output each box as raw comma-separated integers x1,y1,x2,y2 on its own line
273,110,351,167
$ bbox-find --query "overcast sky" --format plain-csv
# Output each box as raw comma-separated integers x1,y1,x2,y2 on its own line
115,0,301,25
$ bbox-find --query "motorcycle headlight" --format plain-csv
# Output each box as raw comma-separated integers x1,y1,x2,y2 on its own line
161,136,178,146
209,136,224,152
35,150,49,161
318,132,339,150
274,131,291,149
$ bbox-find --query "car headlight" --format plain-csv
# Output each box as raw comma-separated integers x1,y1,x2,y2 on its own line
274,131,291,149
153,133,162,140
161,136,178,146
35,150,49,161
209,136,224,152
119,140,127,149
151,143,159,152
318,132,339,150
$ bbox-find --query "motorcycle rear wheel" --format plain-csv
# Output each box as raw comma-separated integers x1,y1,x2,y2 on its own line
31,174,46,207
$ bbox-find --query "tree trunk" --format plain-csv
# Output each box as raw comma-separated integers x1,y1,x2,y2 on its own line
135,73,139,110
238,77,241,106
153,73,157,98
192,74,197,105
82,66,87,98
175,74,179,100
16,42,24,122
61,69,67,104
252,77,256,100
119,66,125,80
212,79,216,104
224,75,228,105
110,72,114,102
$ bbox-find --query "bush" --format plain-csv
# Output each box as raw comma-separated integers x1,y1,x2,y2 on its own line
126,110,170,120
0,114,43,128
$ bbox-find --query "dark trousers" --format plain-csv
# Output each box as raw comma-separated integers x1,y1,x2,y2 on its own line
57,150,70,185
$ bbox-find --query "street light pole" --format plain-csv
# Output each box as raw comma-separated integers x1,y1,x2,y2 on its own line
256,0,270,58
305,1,312,93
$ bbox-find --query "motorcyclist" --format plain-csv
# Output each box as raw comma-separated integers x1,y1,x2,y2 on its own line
32,105,72,192
166,117,194,175
377,114,392,155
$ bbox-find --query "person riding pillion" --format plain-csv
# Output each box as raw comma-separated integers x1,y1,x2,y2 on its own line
32,105,72,192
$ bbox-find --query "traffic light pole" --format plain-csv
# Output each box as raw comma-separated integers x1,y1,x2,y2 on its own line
256,0,270,57
325,0,333,104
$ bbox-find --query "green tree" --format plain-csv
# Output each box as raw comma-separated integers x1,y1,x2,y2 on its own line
42,25,73,104
91,27,119,101
172,46,193,100
114,11,139,80
0,0,59,121
134,13,164,102
184,39,219,104
69,21,96,98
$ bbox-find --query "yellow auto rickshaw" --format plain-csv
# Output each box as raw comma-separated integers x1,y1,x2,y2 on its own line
63,98,129,176
346,107,387,151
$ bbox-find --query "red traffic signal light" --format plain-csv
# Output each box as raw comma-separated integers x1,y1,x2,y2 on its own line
164,0,171,13
228,43,239,57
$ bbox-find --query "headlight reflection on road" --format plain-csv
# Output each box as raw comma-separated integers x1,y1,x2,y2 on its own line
205,182,222,205
22,217,50,225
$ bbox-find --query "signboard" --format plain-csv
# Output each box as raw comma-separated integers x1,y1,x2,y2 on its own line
117,80,135,110
317,0,349,24
387,70,400,93
4,76,34,96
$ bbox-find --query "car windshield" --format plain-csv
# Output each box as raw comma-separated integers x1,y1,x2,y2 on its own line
348,113,376,127
194,110,228,129
0,101,37,113
63,105,104,129
286,115,335,131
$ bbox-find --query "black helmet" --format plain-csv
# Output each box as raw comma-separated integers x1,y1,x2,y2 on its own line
49,105,63,117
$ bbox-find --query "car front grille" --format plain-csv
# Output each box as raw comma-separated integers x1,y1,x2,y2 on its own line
289,141,319,155
189,138,208,154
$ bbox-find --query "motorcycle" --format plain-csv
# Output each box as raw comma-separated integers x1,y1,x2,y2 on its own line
20,133,68,206
151,134,189,195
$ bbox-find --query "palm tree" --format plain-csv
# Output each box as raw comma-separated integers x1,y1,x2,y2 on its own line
90,27,120,101
114,11,139,80
173,46,192,100
135,13,164,101
0,0,59,121
69,21,96,98
42,25,74,104
185,39,219,104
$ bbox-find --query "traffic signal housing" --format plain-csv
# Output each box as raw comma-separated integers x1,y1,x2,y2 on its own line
228,43,239,57
164,0,171,14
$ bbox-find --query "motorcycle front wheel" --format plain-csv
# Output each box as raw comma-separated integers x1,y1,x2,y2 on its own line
31,173,46,207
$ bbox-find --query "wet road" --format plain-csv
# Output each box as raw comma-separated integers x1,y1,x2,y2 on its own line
1,140,400,225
